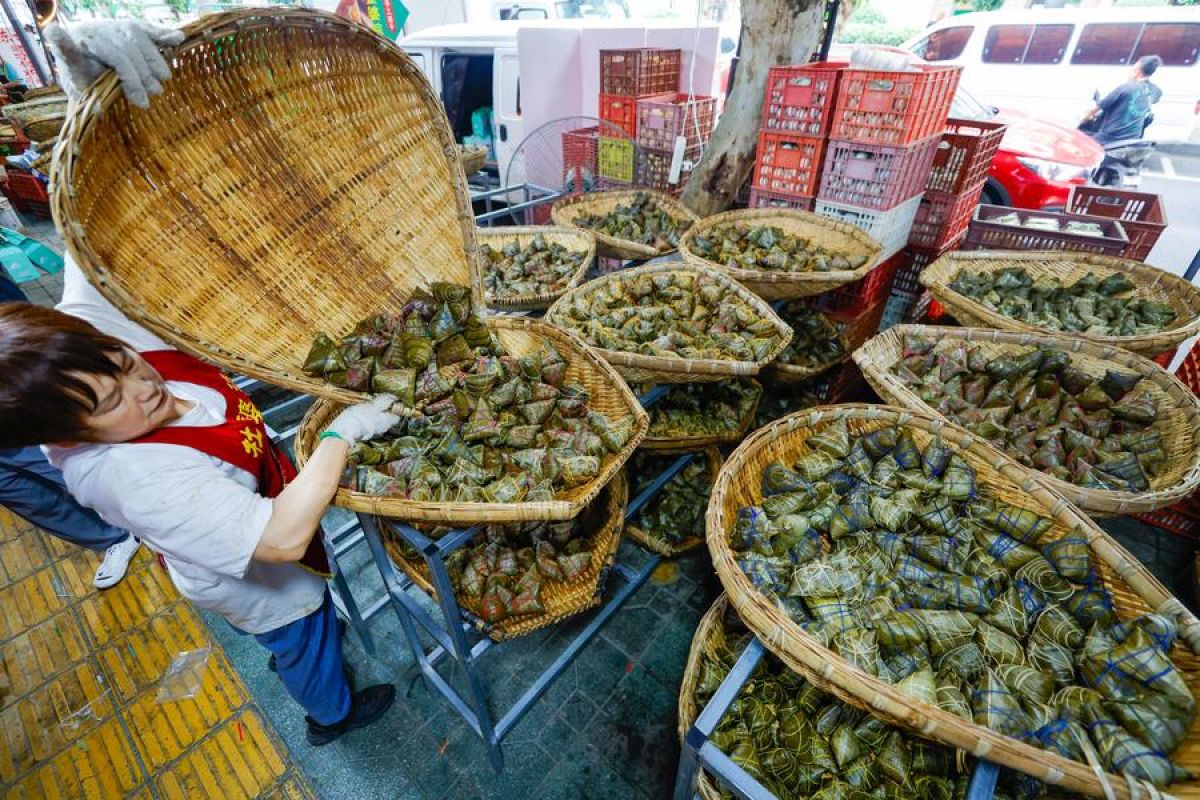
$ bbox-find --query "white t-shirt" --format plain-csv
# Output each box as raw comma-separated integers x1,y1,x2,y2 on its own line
45,257,325,634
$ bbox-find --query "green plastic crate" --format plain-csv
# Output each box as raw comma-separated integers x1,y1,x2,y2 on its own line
598,137,635,184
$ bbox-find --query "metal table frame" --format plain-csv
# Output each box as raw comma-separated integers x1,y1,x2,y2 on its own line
672,639,1001,800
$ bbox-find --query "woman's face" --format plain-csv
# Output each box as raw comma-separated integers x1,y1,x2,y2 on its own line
69,348,185,443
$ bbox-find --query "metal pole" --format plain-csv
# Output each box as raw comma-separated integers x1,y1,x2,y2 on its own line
819,0,841,63
0,0,49,86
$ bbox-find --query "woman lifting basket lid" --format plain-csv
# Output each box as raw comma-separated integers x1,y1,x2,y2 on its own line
0,13,400,745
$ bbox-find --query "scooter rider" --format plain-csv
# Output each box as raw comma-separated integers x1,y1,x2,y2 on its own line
1081,55,1163,146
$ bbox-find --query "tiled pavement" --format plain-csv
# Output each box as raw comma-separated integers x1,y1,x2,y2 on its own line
5,217,1199,799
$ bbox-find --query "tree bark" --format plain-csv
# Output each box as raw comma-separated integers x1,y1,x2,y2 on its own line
680,0,827,216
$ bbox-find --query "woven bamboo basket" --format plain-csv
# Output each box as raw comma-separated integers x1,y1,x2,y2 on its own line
476,225,596,312
544,263,793,385
641,380,762,452
550,189,700,260
625,448,721,556
294,315,647,523
459,144,488,175
853,325,1200,516
679,209,883,300
678,593,736,800
769,304,852,384
920,251,1200,357
51,9,484,404
707,403,1200,800
377,470,626,641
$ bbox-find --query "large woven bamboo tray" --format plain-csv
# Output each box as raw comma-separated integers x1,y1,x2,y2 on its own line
640,380,762,452
853,325,1200,516
544,263,793,385
550,189,700,261
294,316,647,523
919,251,1200,357
679,209,882,301
51,9,483,404
707,403,1200,800
677,593,741,800
625,447,721,557
476,225,596,312
377,470,626,641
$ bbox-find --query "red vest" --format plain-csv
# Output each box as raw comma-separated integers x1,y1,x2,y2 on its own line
130,350,331,576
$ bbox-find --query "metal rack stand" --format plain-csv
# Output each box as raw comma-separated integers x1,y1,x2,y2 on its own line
672,638,1001,800
354,386,700,771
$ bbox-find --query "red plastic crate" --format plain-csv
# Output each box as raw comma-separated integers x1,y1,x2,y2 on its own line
599,94,645,138
818,136,940,211
636,93,716,152
892,242,962,297
963,205,1128,256
926,118,1007,194
816,252,904,316
600,48,681,97
747,189,813,211
752,132,825,197
830,64,962,146
1175,343,1200,395
635,145,698,195
561,126,601,195
760,61,847,136
1066,186,1167,262
907,185,983,251
4,169,48,204
1133,499,1200,542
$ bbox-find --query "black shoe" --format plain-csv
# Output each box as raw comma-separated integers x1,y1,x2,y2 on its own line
305,683,396,746
269,619,348,673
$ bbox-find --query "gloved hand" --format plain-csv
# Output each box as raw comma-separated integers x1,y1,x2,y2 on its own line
43,19,185,109
324,394,400,445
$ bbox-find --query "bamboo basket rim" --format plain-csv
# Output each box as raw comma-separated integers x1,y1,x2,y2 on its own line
544,262,794,383
50,8,485,405
706,402,1200,800
678,208,883,300
852,325,1200,515
625,447,722,557
677,593,731,800
641,379,763,452
293,315,648,523
550,189,700,260
476,225,597,312
377,470,627,641
919,250,1200,355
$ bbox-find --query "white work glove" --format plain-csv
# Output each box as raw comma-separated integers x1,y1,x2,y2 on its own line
323,394,400,445
43,19,185,109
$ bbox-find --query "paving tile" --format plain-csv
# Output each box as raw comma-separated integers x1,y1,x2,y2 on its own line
0,609,91,710
258,772,320,800
573,635,636,705
587,667,680,799
0,660,116,782
0,528,53,587
0,566,73,642
641,612,702,689
0,505,35,539
601,603,668,662
1,717,144,799
51,542,156,600
97,603,213,704
155,709,288,800
441,737,559,800
531,742,646,800
75,564,178,647
556,688,601,733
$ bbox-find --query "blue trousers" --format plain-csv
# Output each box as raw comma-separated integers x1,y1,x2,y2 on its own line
0,446,128,551
250,589,352,725
0,271,24,303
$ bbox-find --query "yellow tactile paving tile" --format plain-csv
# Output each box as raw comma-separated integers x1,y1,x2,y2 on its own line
53,544,157,599
0,566,73,642
0,506,34,538
76,562,178,646
155,709,288,800
259,773,320,800
0,528,54,587
123,647,249,772
0,609,91,710
2,717,145,799
98,603,213,704
0,660,116,782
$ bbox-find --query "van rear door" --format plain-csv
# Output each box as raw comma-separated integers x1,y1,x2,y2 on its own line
493,45,523,183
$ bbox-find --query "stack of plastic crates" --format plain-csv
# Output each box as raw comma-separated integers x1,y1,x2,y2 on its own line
597,48,681,187
1065,185,1167,262
813,64,961,264
633,93,715,195
1134,343,1200,540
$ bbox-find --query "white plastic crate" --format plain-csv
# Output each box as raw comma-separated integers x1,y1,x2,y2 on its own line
813,194,922,262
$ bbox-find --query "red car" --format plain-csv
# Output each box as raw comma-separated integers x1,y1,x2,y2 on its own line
829,46,1105,211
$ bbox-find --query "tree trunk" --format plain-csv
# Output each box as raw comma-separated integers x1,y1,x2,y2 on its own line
680,0,827,216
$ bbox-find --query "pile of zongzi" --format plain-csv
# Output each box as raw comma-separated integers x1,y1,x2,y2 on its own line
481,233,587,302
729,421,1196,787
302,283,634,502
689,224,870,274
646,381,761,441
628,453,712,548
897,336,1165,492
549,270,786,362
572,192,693,252
949,267,1177,337
775,303,848,372
754,381,823,429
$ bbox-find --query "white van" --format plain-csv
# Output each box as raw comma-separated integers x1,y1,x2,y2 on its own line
902,7,1200,142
